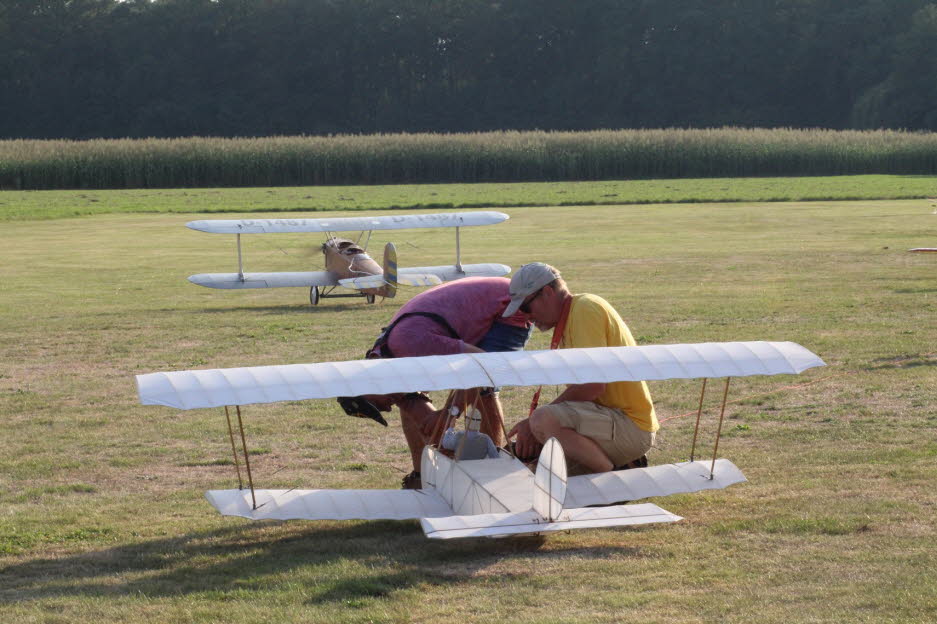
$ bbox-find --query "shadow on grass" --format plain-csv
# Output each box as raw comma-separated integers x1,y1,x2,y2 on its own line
0,521,639,605
864,354,937,370
892,288,937,295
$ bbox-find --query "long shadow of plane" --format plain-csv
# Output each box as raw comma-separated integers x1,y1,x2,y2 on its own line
0,521,640,605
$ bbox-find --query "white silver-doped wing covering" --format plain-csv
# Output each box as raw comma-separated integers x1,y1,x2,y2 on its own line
205,488,453,521
136,341,825,410
564,459,748,508
186,211,509,234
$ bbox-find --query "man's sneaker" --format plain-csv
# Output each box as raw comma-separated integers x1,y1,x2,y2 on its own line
614,455,648,471
401,471,422,490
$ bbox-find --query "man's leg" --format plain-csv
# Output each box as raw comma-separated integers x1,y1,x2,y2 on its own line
529,407,614,473
397,393,438,473
476,390,507,447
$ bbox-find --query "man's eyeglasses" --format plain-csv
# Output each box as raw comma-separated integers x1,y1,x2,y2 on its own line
519,287,544,314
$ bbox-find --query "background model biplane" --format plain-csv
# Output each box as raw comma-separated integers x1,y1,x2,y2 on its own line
136,341,825,540
186,211,511,305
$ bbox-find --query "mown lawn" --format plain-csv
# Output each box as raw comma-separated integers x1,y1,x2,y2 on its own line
1,174,936,220
0,196,935,623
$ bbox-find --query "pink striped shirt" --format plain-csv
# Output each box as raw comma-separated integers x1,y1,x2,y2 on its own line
382,277,529,357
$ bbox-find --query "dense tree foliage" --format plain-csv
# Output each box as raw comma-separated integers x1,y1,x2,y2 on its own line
2,0,936,139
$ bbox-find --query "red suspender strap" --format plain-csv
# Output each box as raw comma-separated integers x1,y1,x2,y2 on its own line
528,295,573,416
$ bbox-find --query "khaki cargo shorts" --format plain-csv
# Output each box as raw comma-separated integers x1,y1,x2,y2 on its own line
538,401,655,474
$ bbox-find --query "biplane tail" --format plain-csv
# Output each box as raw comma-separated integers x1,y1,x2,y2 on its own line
419,439,682,539
337,242,443,293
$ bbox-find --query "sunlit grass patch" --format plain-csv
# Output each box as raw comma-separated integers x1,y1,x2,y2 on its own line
0,526,116,555
711,514,872,536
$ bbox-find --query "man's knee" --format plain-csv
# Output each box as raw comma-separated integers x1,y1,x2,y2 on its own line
529,407,562,441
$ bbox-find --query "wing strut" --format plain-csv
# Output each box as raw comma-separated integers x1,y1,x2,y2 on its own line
224,406,244,490
689,378,707,461
236,234,244,281
710,378,731,479
688,376,732,480
224,405,258,509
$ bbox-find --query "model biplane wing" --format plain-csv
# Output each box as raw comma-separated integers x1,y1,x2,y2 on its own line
188,271,336,289
187,264,510,290
137,341,824,410
136,341,824,539
186,211,509,234
185,211,511,305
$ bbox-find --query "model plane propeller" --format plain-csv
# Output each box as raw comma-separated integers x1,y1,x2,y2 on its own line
186,211,511,305
136,341,825,539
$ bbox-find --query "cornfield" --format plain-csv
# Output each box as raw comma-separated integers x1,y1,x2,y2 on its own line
2,128,937,190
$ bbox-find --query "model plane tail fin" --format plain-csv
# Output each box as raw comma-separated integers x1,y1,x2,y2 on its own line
382,242,398,298
533,438,568,521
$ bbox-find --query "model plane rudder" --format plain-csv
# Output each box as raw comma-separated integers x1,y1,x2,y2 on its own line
383,242,398,299
533,438,568,521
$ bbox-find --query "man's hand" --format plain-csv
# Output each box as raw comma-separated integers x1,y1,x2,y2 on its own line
507,418,542,461
421,409,451,437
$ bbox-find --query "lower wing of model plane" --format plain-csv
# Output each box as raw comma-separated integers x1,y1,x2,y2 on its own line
188,263,510,290
202,440,714,540
188,271,338,289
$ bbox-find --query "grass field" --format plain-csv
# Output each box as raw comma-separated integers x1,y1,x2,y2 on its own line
1,195,936,623
2,174,937,221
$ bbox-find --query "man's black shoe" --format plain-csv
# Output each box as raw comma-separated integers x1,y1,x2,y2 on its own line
614,455,648,471
401,471,422,490
336,396,388,426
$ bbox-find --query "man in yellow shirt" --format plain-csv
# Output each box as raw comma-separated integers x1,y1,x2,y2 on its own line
503,263,658,474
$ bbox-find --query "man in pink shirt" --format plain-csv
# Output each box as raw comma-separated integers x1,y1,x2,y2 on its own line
339,277,531,488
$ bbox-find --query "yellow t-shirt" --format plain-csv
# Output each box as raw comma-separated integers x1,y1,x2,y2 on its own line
559,294,659,432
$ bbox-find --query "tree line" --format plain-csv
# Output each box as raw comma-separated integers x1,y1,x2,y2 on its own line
2,0,936,140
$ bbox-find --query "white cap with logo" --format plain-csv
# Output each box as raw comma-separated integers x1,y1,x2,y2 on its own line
503,262,561,317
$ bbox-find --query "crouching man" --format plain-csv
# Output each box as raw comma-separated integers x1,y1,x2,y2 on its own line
504,263,658,475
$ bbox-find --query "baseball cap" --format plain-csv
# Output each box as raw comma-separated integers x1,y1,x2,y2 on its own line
503,262,561,317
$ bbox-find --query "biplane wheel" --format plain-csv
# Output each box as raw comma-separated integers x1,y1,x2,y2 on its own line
309,286,320,306
365,294,376,304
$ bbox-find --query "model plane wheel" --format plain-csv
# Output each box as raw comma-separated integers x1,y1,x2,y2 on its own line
365,294,376,304
309,286,320,306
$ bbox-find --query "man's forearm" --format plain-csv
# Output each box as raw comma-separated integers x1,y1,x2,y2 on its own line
552,382,606,404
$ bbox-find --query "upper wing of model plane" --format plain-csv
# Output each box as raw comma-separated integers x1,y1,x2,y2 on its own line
186,211,509,234
136,341,825,410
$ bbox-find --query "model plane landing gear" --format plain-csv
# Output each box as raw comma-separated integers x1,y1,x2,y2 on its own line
365,294,376,304
309,286,320,306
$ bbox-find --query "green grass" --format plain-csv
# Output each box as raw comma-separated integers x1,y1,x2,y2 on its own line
1,174,937,221
1,197,936,622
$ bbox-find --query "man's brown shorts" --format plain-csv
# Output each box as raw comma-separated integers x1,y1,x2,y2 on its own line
538,401,655,472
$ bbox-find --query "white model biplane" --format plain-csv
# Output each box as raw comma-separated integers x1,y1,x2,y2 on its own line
186,211,511,305
136,341,824,539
